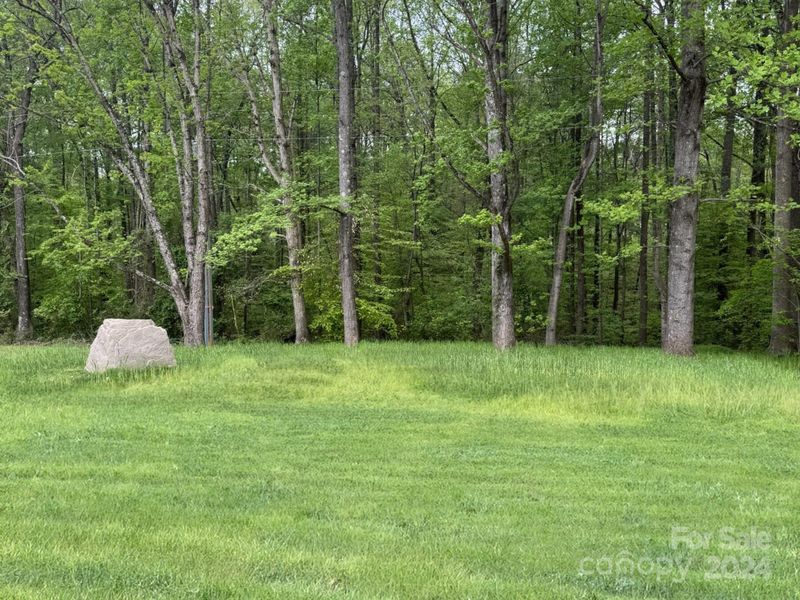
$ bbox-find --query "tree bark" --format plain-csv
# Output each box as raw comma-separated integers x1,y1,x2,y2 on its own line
769,0,799,354
546,0,604,346
370,1,383,293
333,0,360,346
665,0,678,175
720,79,736,197
654,53,669,342
638,84,652,345
663,0,706,356
6,61,35,341
264,0,310,343
575,197,586,336
484,40,515,350
150,0,213,346
748,87,768,259
613,223,621,313
594,214,604,342
448,0,516,349
715,71,737,304
573,0,586,340
652,214,667,341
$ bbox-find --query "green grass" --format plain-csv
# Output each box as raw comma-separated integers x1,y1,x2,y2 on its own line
0,342,798,599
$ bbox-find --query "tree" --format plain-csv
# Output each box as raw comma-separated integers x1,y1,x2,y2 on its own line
144,0,215,346
662,0,707,356
443,0,517,350
769,0,799,355
1,22,36,340
332,0,359,346
228,0,311,343
638,65,655,346
18,0,213,345
1,0,795,354
546,0,604,346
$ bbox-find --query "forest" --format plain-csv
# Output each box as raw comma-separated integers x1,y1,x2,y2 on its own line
1,0,799,355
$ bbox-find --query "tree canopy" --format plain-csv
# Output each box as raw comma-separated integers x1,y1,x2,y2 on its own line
2,0,800,354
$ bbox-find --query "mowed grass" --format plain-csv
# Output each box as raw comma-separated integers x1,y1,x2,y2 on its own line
0,343,798,599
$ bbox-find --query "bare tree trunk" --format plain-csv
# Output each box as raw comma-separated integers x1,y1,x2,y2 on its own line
7,62,35,341
285,222,309,342
572,0,586,340
152,0,212,346
663,0,706,356
188,3,211,347
720,79,736,197
164,101,196,272
333,0,360,346
654,56,669,342
398,0,514,345
575,197,586,336
714,71,737,304
126,1,209,344
546,0,604,346
613,223,621,312
665,0,678,175
638,78,653,346
652,215,667,341
264,0,310,343
769,0,799,354
484,59,515,349
619,225,628,344
594,215,604,343
637,199,649,345
12,184,32,340
447,0,515,349
748,87,768,259
370,1,383,293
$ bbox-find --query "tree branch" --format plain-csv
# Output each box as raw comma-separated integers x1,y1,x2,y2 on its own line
632,0,687,81
117,264,174,294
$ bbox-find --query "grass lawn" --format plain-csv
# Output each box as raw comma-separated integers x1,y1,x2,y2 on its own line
0,342,798,599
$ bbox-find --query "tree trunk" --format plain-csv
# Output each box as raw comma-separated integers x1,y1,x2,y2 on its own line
663,0,706,356
575,197,586,336
264,0,310,343
546,0,604,345
715,73,737,304
370,1,383,292
593,213,603,342
653,214,667,341
139,0,211,346
619,225,628,344
769,0,799,354
638,152,650,345
136,0,214,346
613,223,621,313
666,0,678,175
185,2,211,347
333,0,360,346
640,68,658,346
12,184,32,340
748,87,768,259
484,64,515,350
654,54,669,342
286,221,309,342
720,79,736,197
446,0,516,349
8,65,34,341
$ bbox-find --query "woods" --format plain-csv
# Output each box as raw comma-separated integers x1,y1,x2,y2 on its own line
2,0,800,354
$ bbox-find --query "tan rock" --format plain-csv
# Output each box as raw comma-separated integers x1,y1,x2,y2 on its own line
86,319,176,373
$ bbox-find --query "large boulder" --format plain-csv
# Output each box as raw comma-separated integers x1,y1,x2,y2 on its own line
86,319,176,373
